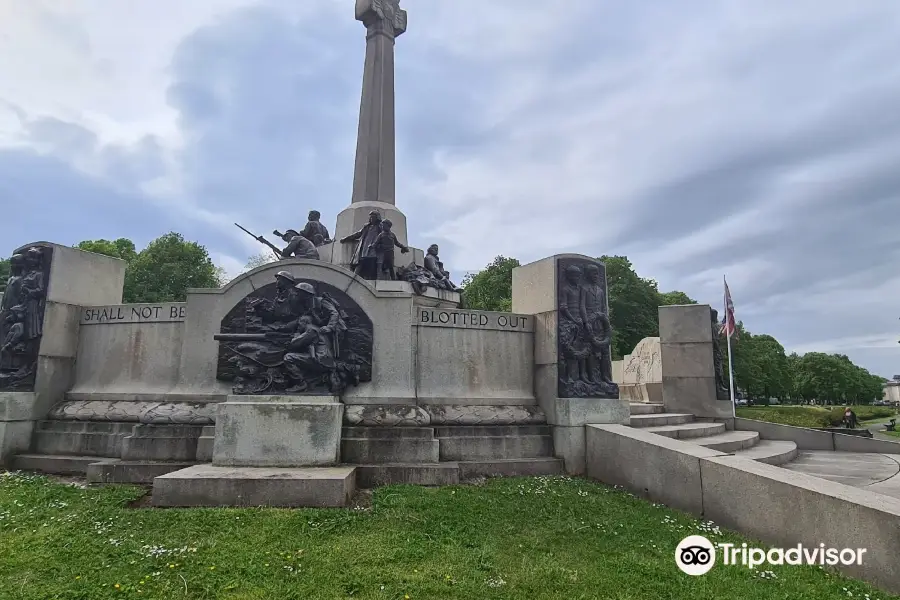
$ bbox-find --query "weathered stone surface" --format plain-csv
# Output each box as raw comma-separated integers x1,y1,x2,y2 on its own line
622,337,661,385
438,434,553,462
344,404,430,426
354,463,458,488
152,465,356,508
212,399,343,467
458,457,564,479
0,421,34,465
120,424,204,461
46,400,216,424
586,424,723,514
86,460,196,484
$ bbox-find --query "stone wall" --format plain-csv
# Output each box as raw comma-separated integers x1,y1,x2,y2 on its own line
414,307,534,405
67,303,186,401
884,382,900,404
62,261,535,408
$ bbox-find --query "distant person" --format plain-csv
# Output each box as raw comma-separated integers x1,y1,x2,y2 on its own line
843,407,858,429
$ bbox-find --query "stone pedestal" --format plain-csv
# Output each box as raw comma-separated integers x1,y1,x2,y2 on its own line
0,243,125,465
512,254,629,475
659,304,733,420
212,396,343,467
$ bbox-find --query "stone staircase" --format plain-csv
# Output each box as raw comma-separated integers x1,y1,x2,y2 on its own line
628,403,798,465
341,424,564,487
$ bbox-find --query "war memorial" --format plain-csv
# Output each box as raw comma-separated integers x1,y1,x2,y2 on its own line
2,2,900,593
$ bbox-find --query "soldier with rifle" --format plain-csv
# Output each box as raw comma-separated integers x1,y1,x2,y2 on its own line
234,223,319,260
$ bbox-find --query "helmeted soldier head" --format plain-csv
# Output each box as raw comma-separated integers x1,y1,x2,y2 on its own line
294,282,316,296
308,210,321,221
275,271,296,291
427,244,439,256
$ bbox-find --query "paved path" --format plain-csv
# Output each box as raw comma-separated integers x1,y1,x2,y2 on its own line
865,421,898,441
783,451,900,500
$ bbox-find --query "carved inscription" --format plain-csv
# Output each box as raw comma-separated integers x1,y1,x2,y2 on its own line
81,304,187,325
416,308,533,332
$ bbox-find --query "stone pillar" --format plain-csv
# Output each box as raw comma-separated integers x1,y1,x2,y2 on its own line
0,243,125,464
659,304,733,420
334,1,410,246
513,254,629,475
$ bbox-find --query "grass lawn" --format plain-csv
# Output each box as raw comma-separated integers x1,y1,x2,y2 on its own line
1,472,895,600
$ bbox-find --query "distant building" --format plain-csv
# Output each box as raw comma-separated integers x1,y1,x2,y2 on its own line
884,378,900,404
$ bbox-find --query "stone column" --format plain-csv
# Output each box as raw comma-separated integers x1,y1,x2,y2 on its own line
512,254,629,475
0,243,125,464
659,304,733,420
334,0,410,247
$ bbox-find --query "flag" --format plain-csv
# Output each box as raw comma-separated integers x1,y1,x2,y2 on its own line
721,277,737,337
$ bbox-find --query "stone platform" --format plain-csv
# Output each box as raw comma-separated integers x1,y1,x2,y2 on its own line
151,465,357,508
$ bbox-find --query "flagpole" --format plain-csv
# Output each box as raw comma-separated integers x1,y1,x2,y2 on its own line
724,275,736,417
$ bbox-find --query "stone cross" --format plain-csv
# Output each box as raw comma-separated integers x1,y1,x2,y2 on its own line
351,0,408,206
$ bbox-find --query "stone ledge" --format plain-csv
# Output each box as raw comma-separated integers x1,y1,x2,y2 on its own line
151,465,356,508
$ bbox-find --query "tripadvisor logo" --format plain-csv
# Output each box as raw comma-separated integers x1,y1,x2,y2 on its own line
675,536,867,575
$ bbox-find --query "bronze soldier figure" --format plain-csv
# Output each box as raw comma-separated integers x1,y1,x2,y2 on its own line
300,210,332,247
340,210,383,279
279,229,320,260
367,219,410,280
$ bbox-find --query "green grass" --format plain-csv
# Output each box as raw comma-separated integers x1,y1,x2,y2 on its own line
1,473,895,600
737,405,898,429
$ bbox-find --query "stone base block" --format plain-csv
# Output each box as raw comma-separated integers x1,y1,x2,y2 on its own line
552,426,586,475
151,465,356,508
0,421,34,465
121,425,204,461
619,383,662,404
0,392,37,421
195,426,215,462
213,398,343,467
545,396,630,427
86,460,197,484
341,438,439,463
13,453,108,475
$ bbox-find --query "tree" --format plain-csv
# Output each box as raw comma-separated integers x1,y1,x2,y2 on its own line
0,257,9,295
599,256,661,359
75,238,138,263
658,290,696,306
244,252,278,272
76,233,224,303
460,256,520,312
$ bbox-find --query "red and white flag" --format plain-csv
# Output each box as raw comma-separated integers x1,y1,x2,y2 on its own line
721,277,737,337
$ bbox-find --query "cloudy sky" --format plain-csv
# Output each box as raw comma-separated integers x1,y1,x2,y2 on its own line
1,0,898,377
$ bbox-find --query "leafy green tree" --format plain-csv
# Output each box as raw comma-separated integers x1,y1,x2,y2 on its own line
0,257,9,295
600,256,662,359
76,233,224,303
658,290,696,306
460,256,520,312
75,238,138,262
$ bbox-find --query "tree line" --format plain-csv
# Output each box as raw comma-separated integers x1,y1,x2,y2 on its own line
462,255,887,405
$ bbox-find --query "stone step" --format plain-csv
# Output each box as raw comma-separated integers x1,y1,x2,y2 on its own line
33,430,127,457
689,430,760,452
732,440,799,465
459,457,564,479
643,422,727,439
353,463,460,488
12,454,116,475
87,460,198,484
342,427,435,439
433,425,551,437
341,438,440,463
36,420,134,434
439,435,553,461
629,413,694,427
629,403,666,415
151,465,356,508
196,435,214,462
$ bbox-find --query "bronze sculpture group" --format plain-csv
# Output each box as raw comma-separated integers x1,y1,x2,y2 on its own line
236,208,458,293
215,271,373,396
0,246,51,391
557,259,618,399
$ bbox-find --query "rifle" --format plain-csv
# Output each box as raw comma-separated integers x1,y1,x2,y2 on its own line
214,332,293,343
234,223,282,259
